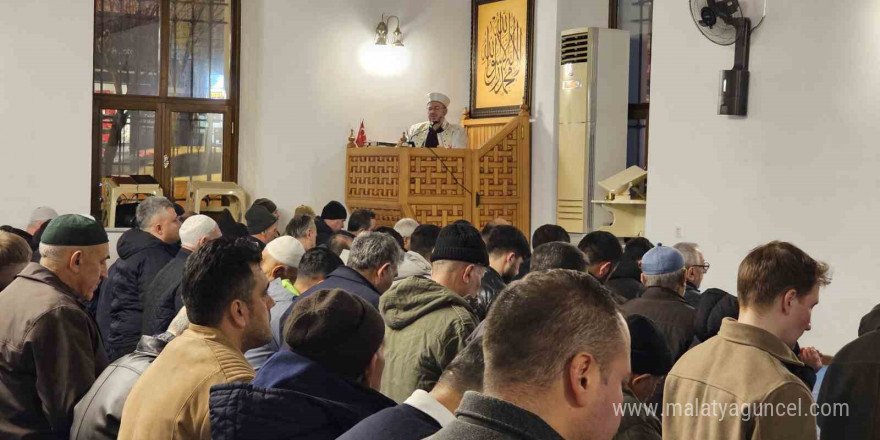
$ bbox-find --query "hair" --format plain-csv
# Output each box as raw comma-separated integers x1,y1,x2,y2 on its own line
437,335,485,394
285,214,316,238
624,237,654,261
486,225,531,259
410,224,441,259
179,215,218,248
578,231,623,266
348,209,376,232
327,231,353,256
0,231,32,267
298,247,344,279
451,219,472,227
0,225,32,243
136,196,174,230
673,242,702,267
532,224,570,248
737,241,831,309
531,242,587,272
484,270,625,388
643,269,686,292
182,237,262,326
374,226,405,250
347,231,403,271
393,218,420,238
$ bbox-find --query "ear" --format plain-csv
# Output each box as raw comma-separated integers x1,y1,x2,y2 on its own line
271,265,285,280
568,352,594,407
505,252,517,265
68,250,84,273
462,264,476,283
198,235,210,248
640,272,647,284
362,352,381,388
781,289,798,315
377,262,392,279
599,262,613,278
630,373,655,401
229,299,248,329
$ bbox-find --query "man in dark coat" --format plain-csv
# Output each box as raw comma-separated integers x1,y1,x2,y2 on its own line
607,237,654,303
514,224,569,280
71,310,190,440
0,214,111,439
315,201,347,247
96,196,181,361
141,215,220,336
472,225,530,320
210,289,395,440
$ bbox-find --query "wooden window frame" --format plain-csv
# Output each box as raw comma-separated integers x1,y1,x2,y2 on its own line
91,0,241,218
609,0,650,167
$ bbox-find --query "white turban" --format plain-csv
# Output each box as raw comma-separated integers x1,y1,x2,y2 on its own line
180,215,218,248
265,235,306,268
426,92,450,108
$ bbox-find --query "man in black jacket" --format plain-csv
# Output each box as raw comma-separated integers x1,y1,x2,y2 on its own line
315,201,347,246
70,309,190,440
96,196,181,361
578,231,623,284
472,225,530,320
141,215,220,336
514,224,570,280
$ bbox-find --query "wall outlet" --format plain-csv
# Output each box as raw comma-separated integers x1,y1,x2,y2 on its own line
674,225,684,239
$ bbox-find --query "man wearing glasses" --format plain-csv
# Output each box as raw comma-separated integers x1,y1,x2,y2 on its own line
405,93,467,149
674,242,709,308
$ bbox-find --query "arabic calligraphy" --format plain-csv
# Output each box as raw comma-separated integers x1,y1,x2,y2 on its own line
481,10,524,96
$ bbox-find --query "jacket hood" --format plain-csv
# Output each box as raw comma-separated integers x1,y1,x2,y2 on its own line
380,277,472,330
210,351,395,439
610,257,642,281
396,251,432,280
859,304,880,336
117,228,177,260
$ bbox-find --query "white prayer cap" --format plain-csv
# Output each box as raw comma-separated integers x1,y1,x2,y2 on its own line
29,207,58,224
394,218,419,238
265,235,306,268
180,215,219,247
426,93,450,108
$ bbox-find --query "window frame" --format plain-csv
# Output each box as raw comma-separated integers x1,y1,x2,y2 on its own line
90,0,241,218
609,0,651,168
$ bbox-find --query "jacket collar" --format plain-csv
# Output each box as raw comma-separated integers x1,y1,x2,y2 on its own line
133,333,174,356
456,391,566,440
184,324,242,353
176,247,192,260
686,281,699,292
718,318,805,367
15,263,81,303
329,266,380,294
641,286,689,305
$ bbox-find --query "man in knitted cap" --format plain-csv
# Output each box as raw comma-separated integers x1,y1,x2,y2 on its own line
405,92,467,149
0,214,110,438
613,315,673,440
251,198,279,220
245,236,306,370
622,244,695,361
141,215,221,336
245,204,279,250
380,223,487,403
315,201,347,246
209,289,395,439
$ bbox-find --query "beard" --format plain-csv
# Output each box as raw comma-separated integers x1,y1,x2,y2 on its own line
242,320,273,352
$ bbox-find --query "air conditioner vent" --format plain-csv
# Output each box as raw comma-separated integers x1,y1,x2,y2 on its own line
561,32,589,65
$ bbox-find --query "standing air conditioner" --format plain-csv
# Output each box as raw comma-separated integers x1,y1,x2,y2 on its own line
556,27,630,234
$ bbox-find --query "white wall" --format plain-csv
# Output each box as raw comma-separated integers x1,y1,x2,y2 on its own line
647,0,880,352
239,0,471,225
0,2,93,228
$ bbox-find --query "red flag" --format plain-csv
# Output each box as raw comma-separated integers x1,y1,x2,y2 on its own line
355,121,367,147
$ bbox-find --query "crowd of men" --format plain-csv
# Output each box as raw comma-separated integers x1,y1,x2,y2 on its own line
0,197,874,439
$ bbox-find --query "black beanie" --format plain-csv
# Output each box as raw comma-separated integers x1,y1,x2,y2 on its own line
284,289,385,380
252,198,277,214
431,223,489,266
627,315,673,376
693,288,739,343
245,205,276,235
321,201,347,220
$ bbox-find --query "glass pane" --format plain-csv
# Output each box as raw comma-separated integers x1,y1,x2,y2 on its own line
169,0,232,99
626,119,647,169
170,112,224,205
618,0,653,104
98,109,157,227
94,0,161,95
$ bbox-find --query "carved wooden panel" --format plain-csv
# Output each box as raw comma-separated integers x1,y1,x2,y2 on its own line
479,204,518,225
467,124,505,149
478,132,518,197
348,205,403,228
410,204,466,226
347,155,400,198
409,156,466,196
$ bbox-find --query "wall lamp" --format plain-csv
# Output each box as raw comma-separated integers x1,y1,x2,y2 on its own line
375,14,403,47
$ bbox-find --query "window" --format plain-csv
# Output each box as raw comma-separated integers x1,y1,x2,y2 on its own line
92,0,239,223
610,0,652,169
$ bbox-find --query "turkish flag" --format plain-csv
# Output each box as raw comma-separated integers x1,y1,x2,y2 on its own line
355,121,367,147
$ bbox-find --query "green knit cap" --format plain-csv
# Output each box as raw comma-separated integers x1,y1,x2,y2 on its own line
40,214,109,246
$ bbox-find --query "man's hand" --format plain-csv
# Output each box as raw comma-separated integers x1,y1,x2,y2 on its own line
798,346,823,372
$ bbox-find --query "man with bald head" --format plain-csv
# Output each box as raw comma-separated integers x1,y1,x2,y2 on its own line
142,215,221,336
406,93,467,149
0,214,111,439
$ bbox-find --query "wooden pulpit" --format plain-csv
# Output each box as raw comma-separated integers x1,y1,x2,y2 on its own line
345,106,531,232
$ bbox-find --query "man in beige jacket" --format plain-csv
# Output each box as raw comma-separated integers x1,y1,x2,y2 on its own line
663,241,830,439
118,237,274,440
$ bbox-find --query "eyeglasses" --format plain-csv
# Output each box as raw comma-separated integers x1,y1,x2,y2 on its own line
690,263,710,273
